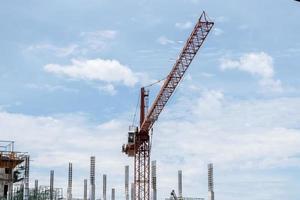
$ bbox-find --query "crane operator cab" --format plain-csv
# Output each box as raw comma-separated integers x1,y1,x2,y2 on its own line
122,126,138,157
128,131,135,143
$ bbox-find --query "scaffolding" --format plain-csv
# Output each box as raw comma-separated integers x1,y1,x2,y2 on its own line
12,185,63,200
0,141,28,200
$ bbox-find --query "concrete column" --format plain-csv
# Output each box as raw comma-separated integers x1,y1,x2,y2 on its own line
111,188,115,200
130,183,135,200
151,161,157,200
50,170,54,200
208,163,214,200
178,170,182,198
23,156,30,200
103,174,107,200
84,179,87,200
67,163,73,200
34,179,38,199
90,156,95,200
125,166,129,200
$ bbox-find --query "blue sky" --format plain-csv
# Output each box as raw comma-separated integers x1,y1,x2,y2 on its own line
1,0,300,199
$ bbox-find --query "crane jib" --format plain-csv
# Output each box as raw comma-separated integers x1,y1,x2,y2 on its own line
140,12,214,133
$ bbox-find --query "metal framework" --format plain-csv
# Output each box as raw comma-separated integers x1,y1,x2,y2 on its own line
123,11,214,200
141,12,214,133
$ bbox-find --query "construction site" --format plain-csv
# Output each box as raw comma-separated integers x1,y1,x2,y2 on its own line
1,11,216,200
0,0,300,200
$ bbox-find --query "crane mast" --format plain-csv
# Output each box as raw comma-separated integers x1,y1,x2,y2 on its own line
122,11,214,200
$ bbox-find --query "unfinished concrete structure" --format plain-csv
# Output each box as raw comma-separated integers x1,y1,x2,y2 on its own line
90,156,95,200
208,163,214,200
83,179,87,200
34,180,38,199
130,183,134,200
178,170,182,199
111,188,115,200
0,141,28,200
125,166,129,200
50,170,54,200
103,174,107,200
33,185,63,200
23,156,30,200
151,161,157,200
67,163,72,200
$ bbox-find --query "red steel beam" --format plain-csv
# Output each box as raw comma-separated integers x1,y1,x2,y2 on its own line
140,11,214,133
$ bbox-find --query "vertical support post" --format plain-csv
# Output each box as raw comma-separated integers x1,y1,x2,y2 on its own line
83,179,87,200
23,156,30,200
67,163,73,200
50,170,54,200
103,174,107,200
34,180,38,200
208,163,214,200
140,87,146,127
131,183,135,200
134,136,150,200
151,161,157,200
8,168,13,200
111,188,115,200
125,166,129,200
178,170,182,199
90,156,96,200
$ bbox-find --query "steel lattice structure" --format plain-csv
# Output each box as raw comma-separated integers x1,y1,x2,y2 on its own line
141,12,214,133
123,11,214,200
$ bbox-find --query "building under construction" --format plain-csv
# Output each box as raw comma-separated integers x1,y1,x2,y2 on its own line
0,141,63,200
0,141,28,200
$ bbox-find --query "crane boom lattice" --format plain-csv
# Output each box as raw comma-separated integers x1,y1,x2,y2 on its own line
141,12,214,133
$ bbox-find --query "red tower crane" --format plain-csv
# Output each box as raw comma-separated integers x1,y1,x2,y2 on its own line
122,11,214,200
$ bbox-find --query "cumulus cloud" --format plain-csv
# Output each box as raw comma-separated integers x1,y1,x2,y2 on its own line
44,58,139,87
151,90,300,199
0,111,129,198
1,90,300,199
220,52,282,92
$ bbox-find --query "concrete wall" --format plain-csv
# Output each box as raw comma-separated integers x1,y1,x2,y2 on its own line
0,168,13,199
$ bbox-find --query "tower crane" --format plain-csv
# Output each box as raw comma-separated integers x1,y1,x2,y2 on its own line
122,11,214,200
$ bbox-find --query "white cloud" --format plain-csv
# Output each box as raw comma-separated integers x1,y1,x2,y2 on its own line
175,21,193,29
151,90,300,199
0,111,129,198
1,89,300,199
44,58,139,87
157,36,175,45
220,52,283,92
